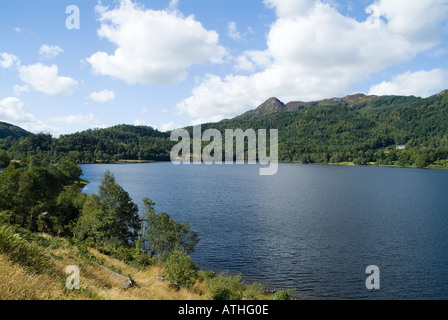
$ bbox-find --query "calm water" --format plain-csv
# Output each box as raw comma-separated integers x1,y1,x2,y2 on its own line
80,163,448,300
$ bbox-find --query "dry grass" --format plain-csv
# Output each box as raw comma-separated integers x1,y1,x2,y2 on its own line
1,229,272,301
0,253,81,300
0,236,203,300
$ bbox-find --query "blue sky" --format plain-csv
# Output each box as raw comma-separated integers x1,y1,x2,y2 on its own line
1,0,448,136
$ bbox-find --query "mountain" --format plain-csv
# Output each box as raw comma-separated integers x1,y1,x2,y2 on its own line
205,89,448,168
0,122,32,140
237,94,380,119
1,90,448,169
237,97,286,119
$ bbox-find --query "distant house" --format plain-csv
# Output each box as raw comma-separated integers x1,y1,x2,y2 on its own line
396,145,406,150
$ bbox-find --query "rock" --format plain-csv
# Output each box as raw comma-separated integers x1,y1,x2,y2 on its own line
120,277,136,289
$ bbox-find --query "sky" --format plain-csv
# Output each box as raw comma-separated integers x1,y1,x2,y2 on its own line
1,0,448,136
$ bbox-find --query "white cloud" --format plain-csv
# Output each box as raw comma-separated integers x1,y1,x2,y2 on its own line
176,0,448,124
263,0,315,18
0,53,18,69
49,113,96,125
369,69,448,97
133,119,158,128
234,50,272,73
160,121,181,132
0,97,55,133
234,55,255,73
13,84,30,95
227,22,242,41
133,119,147,126
39,45,64,59
14,27,22,34
372,0,448,45
87,0,227,85
18,63,78,96
0,97,33,122
168,0,179,11
88,89,115,102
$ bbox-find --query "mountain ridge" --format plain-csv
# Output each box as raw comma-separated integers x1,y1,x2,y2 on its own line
1,89,448,168
235,92,410,120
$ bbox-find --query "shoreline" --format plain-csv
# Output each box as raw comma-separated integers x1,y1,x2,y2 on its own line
77,159,448,171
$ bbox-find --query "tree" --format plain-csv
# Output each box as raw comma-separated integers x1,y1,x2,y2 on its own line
97,171,141,248
54,184,87,236
140,197,199,258
75,194,106,243
56,156,83,185
164,250,198,288
414,153,430,168
0,151,10,169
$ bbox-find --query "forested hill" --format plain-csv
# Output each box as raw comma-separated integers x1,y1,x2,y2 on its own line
1,90,448,168
0,122,32,140
1,124,172,163
198,90,448,168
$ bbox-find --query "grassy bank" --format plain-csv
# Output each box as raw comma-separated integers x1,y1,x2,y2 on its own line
0,224,275,300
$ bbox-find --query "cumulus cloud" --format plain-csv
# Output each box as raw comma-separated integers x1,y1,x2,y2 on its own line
39,45,64,59
160,121,181,132
372,0,448,45
369,69,448,97
88,89,115,102
18,63,78,96
263,0,315,18
13,84,30,95
176,0,448,124
0,97,55,133
234,55,256,73
87,0,227,85
49,113,96,125
0,53,18,69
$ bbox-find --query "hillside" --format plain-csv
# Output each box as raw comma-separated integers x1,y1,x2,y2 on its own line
1,90,448,168
236,94,378,119
0,223,274,300
0,224,201,300
0,121,32,140
201,90,448,167
3,124,173,163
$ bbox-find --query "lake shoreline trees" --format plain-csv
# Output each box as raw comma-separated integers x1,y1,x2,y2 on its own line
1,91,448,170
0,158,277,300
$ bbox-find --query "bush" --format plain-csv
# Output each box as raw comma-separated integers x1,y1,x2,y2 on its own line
244,282,266,300
197,270,216,282
206,273,246,300
273,290,291,300
164,250,198,288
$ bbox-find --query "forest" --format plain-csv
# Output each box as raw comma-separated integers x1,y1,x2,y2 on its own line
1,90,448,169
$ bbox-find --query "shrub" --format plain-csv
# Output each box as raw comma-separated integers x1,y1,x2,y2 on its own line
164,250,198,288
273,290,291,300
206,273,246,300
244,282,266,300
197,270,216,282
